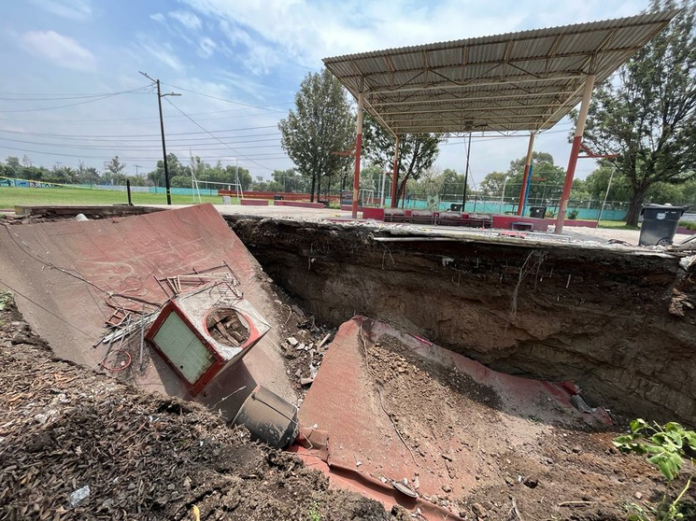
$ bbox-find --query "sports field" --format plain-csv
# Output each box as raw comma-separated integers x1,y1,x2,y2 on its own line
0,187,228,209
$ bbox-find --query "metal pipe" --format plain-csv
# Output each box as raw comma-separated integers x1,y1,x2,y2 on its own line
390,135,400,208
522,164,533,215
126,180,132,206
499,176,508,214
517,133,536,215
379,163,387,208
462,132,472,209
352,92,364,219
596,164,615,228
555,74,596,234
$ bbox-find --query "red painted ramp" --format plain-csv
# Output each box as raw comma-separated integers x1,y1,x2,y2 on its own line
0,204,294,412
293,317,610,519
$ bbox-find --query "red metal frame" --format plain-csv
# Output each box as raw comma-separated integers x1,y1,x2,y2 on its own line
146,300,261,396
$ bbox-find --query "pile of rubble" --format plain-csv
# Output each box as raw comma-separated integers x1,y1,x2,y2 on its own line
0,294,403,520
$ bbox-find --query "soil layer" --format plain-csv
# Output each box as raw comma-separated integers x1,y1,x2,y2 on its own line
228,217,696,424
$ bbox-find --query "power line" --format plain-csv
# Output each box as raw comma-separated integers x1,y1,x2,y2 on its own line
0,108,288,125
0,85,151,113
0,135,281,150
0,143,290,162
0,127,279,140
161,82,291,114
163,98,277,172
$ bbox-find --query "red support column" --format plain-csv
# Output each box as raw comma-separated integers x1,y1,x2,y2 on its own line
390,135,400,208
352,92,364,219
516,133,536,215
555,74,596,234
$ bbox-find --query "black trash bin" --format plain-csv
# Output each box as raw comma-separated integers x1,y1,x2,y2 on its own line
273,195,284,201
639,204,689,246
529,206,547,218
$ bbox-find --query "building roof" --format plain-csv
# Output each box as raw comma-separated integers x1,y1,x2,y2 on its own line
323,11,678,136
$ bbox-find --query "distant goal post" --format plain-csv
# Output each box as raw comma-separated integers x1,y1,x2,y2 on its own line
191,179,244,203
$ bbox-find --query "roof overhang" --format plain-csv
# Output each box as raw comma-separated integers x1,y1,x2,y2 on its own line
323,11,678,136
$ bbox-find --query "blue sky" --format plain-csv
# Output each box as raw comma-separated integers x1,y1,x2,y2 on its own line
0,0,650,184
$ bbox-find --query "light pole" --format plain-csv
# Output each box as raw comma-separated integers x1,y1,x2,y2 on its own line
139,72,180,205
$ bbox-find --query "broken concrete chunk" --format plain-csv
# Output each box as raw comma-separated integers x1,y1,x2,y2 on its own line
286,337,299,347
69,485,90,507
392,481,417,498
472,503,487,518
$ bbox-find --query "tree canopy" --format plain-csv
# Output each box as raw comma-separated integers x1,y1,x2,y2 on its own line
362,115,441,205
580,0,696,225
278,69,355,202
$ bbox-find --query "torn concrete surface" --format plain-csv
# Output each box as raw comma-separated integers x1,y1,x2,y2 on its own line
229,216,696,424
0,204,296,415
291,317,685,520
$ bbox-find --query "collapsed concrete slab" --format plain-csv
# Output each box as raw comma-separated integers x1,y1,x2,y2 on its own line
0,204,296,416
291,317,612,519
229,216,696,424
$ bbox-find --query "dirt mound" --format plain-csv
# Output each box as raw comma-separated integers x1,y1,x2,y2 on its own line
0,297,399,520
361,333,694,521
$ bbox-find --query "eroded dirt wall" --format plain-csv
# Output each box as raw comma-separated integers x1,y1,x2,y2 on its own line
228,217,696,425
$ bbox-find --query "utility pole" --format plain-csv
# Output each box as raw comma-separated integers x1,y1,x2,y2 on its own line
139,72,180,205
134,165,143,177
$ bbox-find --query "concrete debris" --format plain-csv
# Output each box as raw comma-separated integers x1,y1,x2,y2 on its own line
69,485,90,507
286,337,299,347
317,332,332,349
570,394,595,414
472,503,487,518
392,481,417,498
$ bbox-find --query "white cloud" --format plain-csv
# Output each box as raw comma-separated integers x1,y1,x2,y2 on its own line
150,13,166,23
133,36,186,72
182,0,526,69
29,0,91,21
198,37,217,58
169,10,202,30
21,30,96,72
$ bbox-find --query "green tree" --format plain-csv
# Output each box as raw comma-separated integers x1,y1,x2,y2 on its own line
270,169,308,193
362,114,441,206
580,1,696,226
252,175,269,191
584,164,632,202
5,157,21,172
279,69,355,202
504,151,566,206
148,153,190,187
105,156,126,178
440,168,467,199
480,172,508,197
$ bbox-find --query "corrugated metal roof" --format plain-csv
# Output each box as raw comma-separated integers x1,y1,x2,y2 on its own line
323,11,678,135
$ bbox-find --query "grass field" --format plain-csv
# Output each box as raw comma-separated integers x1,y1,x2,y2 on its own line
0,187,228,209
597,219,637,230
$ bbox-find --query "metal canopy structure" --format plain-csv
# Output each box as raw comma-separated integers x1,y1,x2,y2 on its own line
323,11,677,136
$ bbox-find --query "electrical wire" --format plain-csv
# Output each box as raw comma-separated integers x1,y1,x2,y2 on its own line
0,126,279,139
0,89,154,100
0,85,152,113
163,98,279,171
0,135,282,151
0,278,98,340
161,82,291,114
0,143,290,162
